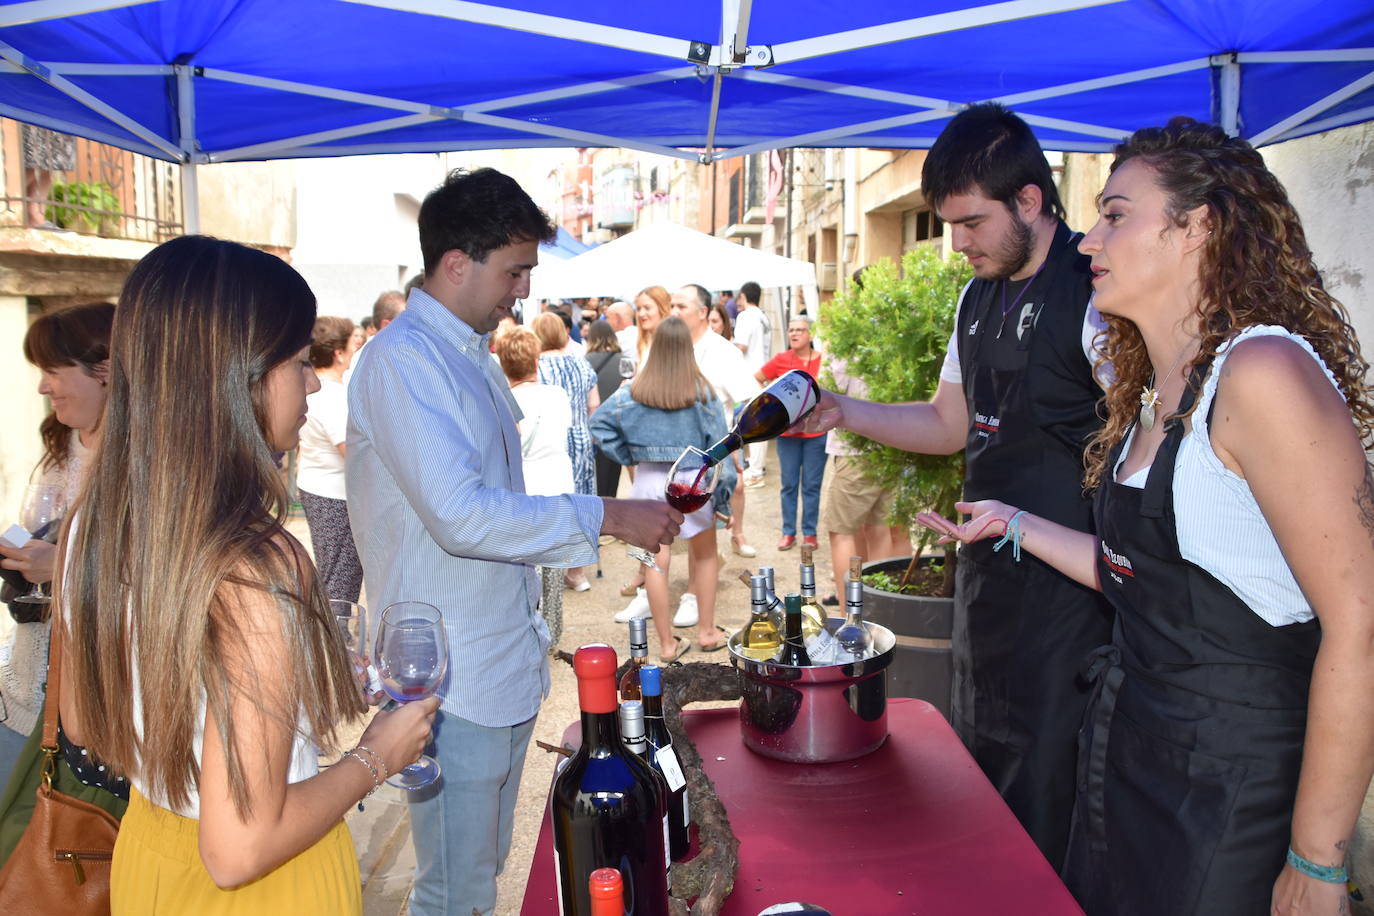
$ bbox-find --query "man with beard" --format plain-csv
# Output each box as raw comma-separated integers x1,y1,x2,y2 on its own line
794,103,1110,870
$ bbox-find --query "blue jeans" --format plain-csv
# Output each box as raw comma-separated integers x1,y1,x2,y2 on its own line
406,711,538,916
776,435,828,537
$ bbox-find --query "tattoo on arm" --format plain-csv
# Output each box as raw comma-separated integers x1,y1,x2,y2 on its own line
1355,463,1374,548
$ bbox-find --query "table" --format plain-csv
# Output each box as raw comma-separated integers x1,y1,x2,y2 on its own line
520,697,1084,915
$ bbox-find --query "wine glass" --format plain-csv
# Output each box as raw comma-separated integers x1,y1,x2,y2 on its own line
618,355,636,380
330,599,373,697
13,483,65,605
625,447,720,570
374,601,448,789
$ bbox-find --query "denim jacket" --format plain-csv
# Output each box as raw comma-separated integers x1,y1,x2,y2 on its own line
589,386,728,466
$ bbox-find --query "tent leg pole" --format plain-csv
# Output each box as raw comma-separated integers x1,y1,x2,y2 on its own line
182,161,200,235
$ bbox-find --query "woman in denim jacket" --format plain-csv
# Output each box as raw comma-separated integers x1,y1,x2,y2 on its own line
590,317,734,661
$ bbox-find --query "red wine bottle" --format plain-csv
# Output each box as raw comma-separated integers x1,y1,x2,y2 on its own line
552,645,671,916
702,369,821,465
590,868,625,916
619,617,649,701
665,481,712,513
639,665,691,861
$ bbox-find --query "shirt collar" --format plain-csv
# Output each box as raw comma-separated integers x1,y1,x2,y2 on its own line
405,287,491,362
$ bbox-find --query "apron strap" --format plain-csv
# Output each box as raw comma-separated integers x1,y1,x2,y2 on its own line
1078,643,1123,853
1138,363,1209,519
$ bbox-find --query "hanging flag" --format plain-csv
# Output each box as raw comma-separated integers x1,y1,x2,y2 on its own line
765,148,785,223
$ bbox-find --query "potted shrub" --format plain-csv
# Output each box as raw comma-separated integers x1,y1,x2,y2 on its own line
819,246,972,713
47,180,121,236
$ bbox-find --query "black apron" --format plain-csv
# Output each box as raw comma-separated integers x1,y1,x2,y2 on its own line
954,221,1113,870
1065,369,1319,915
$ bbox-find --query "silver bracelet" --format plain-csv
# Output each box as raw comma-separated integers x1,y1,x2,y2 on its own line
342,749,382,796
353,744,389,783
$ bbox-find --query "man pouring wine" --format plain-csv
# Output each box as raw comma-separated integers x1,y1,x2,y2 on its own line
790,103,1111,870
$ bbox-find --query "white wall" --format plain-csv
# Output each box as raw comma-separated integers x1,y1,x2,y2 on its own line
1262,122,1374,347
291,154,448,319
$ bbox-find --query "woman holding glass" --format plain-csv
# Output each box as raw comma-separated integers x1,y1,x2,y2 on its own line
0,303,112,780
590,317,730,661
55,236,437,910
913,119,1374,915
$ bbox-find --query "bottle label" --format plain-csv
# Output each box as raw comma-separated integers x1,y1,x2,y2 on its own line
656,745,687,792
771,372,819,423
663,813,672,870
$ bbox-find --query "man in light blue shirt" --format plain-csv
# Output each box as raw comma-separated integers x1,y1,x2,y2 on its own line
347,168,682,916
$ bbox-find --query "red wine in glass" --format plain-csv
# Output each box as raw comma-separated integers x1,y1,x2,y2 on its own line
665,481,711,513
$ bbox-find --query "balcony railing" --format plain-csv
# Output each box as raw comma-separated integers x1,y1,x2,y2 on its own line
0,119,183,243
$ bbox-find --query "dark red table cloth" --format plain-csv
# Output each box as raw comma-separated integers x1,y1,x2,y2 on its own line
520,697,1083,915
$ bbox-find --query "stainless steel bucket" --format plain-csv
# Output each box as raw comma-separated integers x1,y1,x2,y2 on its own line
728,620,894,763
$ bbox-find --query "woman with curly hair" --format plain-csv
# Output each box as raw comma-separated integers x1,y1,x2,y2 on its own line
917,118,1374,915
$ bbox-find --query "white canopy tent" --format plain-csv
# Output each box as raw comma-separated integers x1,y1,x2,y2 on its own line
526,223,818,315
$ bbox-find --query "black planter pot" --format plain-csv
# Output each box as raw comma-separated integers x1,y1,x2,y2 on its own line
861,557,954,718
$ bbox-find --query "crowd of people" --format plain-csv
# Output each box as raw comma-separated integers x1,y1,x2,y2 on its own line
0,101,1368,916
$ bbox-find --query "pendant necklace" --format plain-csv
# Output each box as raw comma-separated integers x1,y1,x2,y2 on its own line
995,256,1049,340
1139,342,1195,432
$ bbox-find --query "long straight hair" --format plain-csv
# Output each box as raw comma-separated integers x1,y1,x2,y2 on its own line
23,302,114,472
630,316,713,410
59,236,365,817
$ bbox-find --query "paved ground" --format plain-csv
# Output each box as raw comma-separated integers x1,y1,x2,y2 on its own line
292,448,818,916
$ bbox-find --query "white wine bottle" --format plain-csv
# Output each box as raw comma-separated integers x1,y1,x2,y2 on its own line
738,574,783,661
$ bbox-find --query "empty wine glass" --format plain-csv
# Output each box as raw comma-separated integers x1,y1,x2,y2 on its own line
625,447,720,571
13,483,65,605
618,356,636,380
374,601,448,789
330,599,372,698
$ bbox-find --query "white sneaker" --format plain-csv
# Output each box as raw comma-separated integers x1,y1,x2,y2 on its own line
673,592,699,627
614,588,651,623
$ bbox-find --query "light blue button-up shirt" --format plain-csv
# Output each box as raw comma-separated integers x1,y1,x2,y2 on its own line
346,289,603,727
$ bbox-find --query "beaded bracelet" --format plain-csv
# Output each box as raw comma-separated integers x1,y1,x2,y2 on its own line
992,510,1027,562
1286,848,1348,883
342,749,383,797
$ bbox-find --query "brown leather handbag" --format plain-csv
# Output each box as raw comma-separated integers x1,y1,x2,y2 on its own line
0,621,120,911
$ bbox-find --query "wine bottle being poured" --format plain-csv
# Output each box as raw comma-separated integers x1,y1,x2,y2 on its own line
699,370,821,466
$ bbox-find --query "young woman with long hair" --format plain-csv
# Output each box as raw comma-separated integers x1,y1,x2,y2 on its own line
590,317,729,661
56,236,437,910
633,284,671,365
917,119,1374,915
0,302,113,779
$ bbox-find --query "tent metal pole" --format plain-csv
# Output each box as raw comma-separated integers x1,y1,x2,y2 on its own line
703,69,723,161
738,69,952,110
1239,49,1374,64
0,61,171,75
1211,53,1241,136
343,0,699,62
732,0,755,62
0,40,183,159
211,114,440,162
1251,68,1374,146
0,0,157,28
0,101,171,159
769,0,1125,65
175,63,200,235
1269,103,1374,143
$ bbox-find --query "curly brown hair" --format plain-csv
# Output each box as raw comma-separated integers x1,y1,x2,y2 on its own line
1083,117,1374,490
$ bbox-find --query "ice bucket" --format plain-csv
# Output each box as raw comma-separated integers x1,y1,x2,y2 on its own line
727,620,894,763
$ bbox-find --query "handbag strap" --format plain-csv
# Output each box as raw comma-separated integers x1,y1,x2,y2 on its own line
40,613,62,786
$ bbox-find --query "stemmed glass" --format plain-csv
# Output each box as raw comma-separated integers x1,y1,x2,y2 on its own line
330,599,372,696
374,602,448,789
618,355,636,381
13,484,65,605
626,447,720,571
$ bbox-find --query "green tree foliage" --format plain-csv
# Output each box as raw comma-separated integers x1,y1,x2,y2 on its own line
819,247,972,566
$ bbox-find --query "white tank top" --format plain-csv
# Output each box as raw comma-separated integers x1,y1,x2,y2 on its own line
1114,325,1343,627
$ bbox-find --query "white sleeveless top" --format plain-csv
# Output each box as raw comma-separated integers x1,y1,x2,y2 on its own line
1114,325,1343,627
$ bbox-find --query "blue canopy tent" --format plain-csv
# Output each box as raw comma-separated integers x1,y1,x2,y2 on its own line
540,226,594,261
1,0,1371,231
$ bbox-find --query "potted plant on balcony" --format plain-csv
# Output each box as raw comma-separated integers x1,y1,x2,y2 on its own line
819,246,972,713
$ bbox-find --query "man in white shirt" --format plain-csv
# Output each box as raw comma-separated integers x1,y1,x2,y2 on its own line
348,168,682,916
729,281,770,483
606,300,638,354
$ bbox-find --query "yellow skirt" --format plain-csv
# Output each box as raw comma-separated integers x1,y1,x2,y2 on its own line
112,788,362,915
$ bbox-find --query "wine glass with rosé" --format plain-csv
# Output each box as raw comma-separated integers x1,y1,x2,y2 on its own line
373,601,448,789
625,447,720,571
